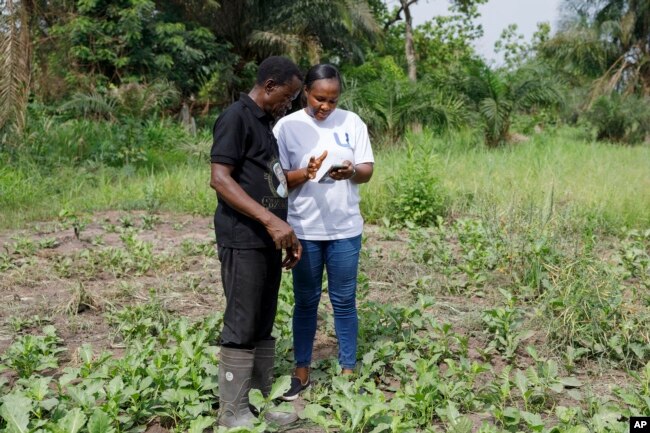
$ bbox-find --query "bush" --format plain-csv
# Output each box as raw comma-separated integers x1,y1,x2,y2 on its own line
4,112,190,168
585,94,650,144
387,137,447,226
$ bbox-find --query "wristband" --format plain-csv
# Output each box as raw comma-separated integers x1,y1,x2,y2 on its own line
304,167,310,180
350,166,357,179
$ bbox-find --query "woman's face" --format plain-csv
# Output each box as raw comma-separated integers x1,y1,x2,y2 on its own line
304,78,340,121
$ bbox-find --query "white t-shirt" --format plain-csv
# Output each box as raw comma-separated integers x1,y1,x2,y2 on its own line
274,108,374,240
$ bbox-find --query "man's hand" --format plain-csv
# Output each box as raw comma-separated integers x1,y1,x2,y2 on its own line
265,215,300,250
306,150,328,179
282,242,302,269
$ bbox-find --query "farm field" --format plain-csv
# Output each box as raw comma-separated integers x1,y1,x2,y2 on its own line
1,203,649,432
3,0,650,431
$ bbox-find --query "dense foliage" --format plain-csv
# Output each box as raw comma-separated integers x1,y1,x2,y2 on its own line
1,0,647,153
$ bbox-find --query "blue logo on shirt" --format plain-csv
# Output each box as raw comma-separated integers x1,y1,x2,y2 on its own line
333,132,351,148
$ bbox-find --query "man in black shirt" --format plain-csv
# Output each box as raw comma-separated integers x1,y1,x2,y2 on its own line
210,56,303,428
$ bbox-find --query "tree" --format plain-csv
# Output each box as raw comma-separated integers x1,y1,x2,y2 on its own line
209,0,379,66
543,0,650,96
383,0,487,81
494,22,551,70
341,56,467,141
460,64,563,147
46,0,231,96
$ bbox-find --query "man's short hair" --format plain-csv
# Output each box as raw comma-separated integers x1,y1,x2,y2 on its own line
256,56,303,86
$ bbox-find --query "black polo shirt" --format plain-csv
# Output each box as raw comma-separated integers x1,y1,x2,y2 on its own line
211,93,289,249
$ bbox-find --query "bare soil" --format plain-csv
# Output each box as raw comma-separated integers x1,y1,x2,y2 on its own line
0,212,633,432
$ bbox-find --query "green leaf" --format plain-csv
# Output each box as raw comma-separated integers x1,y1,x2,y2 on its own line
521,411,544,431
272,401,295,413
368,423,391,433
57,408,87,433
106,376,123,397
0,394,32,433
301,404,333,426
268,376,291,401
448,417,473,433
248,389,264,412
88,409,112,433
559,377,583,388
40,398,59,412
29,378,51,401
187,416,215,433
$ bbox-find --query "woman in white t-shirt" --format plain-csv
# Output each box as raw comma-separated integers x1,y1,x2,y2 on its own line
273,64,374,401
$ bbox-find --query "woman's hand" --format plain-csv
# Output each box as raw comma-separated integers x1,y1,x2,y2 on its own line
329,160,355,181
306,150,328,179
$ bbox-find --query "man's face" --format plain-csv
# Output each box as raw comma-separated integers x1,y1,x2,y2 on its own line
264,75,302,120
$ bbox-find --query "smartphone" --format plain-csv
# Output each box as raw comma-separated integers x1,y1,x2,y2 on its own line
318,163,346,183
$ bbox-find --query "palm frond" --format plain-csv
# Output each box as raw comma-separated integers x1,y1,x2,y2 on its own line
0,0,31,135
249,29,303,60
60,91,117,120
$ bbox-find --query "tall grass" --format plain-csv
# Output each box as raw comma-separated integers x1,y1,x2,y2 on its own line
1,124,649,230
0,162,214,228
361,126,650,229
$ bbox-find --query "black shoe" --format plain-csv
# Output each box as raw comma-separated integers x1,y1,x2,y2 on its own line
281,376,310,401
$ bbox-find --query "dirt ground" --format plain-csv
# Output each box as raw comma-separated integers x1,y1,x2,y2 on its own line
1,211,427,432
0,211,632,432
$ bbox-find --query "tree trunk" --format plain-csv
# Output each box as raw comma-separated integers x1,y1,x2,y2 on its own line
401,0,417,82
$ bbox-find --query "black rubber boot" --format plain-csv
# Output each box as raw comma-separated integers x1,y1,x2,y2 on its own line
251,339,299,426
217,347,257,428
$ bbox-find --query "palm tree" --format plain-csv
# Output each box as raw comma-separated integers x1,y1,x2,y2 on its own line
341,75,467,142
460,64,563,147
0,0,32,135
543,0,650,96
211,0,379,65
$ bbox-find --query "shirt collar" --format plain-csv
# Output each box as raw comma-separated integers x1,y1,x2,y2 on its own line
239,92,270,120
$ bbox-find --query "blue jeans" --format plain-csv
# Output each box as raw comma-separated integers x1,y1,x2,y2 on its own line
292,235,362,370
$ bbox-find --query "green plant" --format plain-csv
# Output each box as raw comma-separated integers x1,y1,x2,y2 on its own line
453,218,505,289
9,315,51,333
248,376,296,427
542,257,650,367
38,237,58,249
140,214,161,230
388,137,446,226
106,294,170,342
58,209,87,240
0,326,66,378
10,236,36,257
180,239,216,257
585,94,650,144
460,64,563,147
615,361,650,415
0,252,14,271
303,376,393,432
481,290,532,360
118,215,135,228
618,229,650,287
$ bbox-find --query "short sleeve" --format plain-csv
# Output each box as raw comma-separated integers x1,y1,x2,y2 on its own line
273,121,290,170
211,107,245,165
353,114,374,164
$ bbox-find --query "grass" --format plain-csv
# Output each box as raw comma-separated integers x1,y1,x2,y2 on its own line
1,124,649,230
0,163,214,228
362,126,650,229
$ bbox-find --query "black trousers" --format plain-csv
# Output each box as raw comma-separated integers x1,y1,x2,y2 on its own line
217,246,282,348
